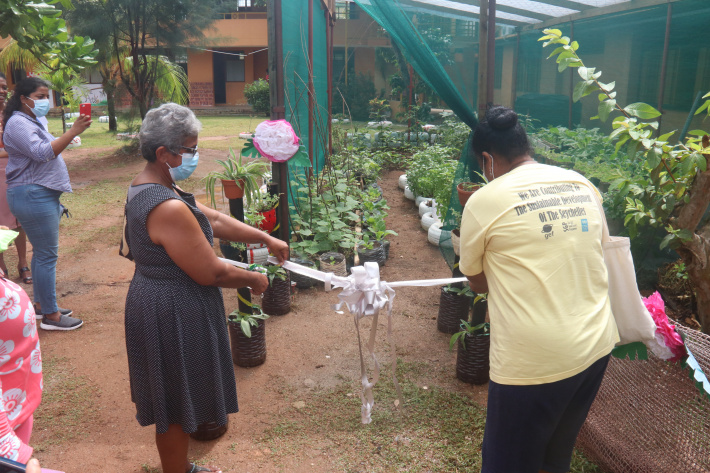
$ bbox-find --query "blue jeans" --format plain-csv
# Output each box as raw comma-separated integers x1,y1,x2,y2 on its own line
7,184,63,314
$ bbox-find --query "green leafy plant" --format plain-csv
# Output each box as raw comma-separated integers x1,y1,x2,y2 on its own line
228,305,269,338
265,264,287,286
244,78,270,115
449,321,490,351
541,28,710,333
204,147,270,208
443,284,475,298
406,145,458,198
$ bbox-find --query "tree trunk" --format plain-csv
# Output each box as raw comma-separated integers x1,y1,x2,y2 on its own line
105,85,117,131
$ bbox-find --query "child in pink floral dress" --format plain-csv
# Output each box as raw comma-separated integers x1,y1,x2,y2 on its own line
0,229,42,464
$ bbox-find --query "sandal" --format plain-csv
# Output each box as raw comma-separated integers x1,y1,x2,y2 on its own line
18,266,32,284
187,464,221,473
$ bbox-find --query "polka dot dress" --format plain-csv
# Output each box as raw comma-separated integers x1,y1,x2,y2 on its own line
124,184,238,434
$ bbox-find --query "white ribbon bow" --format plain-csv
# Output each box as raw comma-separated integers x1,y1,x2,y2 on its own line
223,256,467,423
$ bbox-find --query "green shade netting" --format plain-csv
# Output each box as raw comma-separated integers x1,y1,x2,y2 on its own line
281,0,330,218
353,0,483,272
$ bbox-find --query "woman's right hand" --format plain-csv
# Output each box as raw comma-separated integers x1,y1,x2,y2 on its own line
70,114,92,135
25,458,41,473
249,272,269,295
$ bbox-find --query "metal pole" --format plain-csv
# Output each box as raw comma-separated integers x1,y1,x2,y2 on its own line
511,32,519,108
477,0,488,117
486,0,496,106
657,3,672,133
568,21,574,129
326,6,333,156
309,0,315,170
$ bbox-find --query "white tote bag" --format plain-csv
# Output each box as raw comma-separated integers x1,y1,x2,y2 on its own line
590,188,657,345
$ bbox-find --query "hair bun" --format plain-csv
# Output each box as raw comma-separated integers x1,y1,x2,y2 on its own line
486,106,518,131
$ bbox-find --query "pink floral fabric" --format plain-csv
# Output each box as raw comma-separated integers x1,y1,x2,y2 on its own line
0,275,42,463
643,291,686,362
253,119,300,162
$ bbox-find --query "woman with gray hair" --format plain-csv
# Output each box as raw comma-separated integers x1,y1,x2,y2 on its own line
124,103,288,473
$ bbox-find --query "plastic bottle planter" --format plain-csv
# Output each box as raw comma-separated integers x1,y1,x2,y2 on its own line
398,174,408,190
419,199,435,217
222,179,246,200
190,419,229,441
404,186,416,201
246,246,269,265
357,241,386,267
256,208,277,233
437,287,472,334
289,258,318,289
456,332,490,385
428,221,443,247
421,211,440,231
261,273,291,316
228,318,266,367
320,252,347,277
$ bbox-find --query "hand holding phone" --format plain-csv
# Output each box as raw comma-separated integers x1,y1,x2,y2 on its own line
79,103,91,117
0,456,25,473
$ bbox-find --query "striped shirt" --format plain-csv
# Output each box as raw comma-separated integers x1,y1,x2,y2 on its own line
3,111,72,193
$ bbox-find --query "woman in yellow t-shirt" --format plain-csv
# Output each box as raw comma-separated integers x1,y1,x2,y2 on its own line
459,106,618,473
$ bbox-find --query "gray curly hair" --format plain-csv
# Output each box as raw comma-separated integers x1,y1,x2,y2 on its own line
138,103,202,162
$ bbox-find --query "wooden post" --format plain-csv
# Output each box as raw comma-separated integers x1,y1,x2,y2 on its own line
511,32,520,108
486,0,496,106
477,0,488,117
268,0,289,244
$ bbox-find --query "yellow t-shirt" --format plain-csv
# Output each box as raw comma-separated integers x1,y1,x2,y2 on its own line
459,163,619,385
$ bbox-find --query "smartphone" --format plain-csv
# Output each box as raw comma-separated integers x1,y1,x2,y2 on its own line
0,457,25,473
79,102,91,117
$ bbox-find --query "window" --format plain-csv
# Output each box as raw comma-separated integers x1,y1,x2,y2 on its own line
82,68,103,84
517,40,541,94
335,2,359,20
332,47,355,83
494,45,503,89
225,56,245,82
455,20,475,38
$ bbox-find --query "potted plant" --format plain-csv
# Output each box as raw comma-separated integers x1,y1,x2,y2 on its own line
261,264,291,316
450,320,490,385
219,240,246,262
456,172,488,208
437,283,474,333
204,147,270,207
227,305,269,368
246,192,279,233
319,251,347,277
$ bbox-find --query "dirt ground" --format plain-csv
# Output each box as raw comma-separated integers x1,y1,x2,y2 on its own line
18,140,488,472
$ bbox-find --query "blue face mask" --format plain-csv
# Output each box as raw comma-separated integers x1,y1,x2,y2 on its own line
28,98,50,118
169,151,199,181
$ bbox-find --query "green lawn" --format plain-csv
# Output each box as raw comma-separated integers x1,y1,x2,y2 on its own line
44,115,269,152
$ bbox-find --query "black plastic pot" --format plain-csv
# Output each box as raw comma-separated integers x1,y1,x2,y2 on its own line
437,287,472,334
456,332,490,385
228,319,266,367
380,239,390,259
262,273,291,316
289,258,318,289
219,239,244,262
190,419,229,441
357,241,386,267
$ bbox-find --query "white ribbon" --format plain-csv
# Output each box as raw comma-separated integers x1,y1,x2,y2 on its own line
266,256,467,424
221,255,467,423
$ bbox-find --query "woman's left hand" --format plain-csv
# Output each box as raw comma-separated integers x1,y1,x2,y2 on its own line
266,236,289,264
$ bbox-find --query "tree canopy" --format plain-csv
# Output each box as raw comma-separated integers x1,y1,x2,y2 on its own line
0,0,97,72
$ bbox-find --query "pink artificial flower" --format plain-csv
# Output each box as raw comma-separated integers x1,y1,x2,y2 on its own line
253,119,300,163
643,291,686,362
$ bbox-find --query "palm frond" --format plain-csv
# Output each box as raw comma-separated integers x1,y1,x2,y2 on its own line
0,40,40,72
